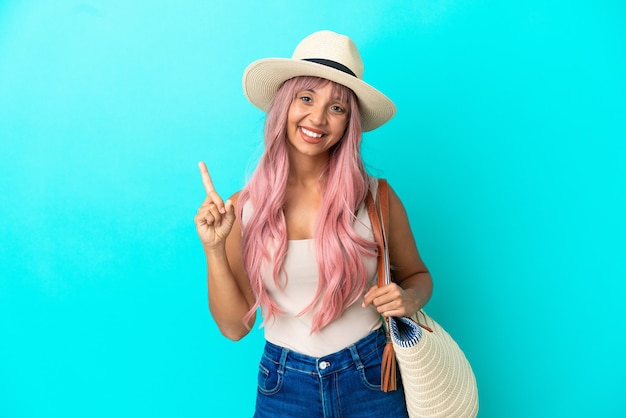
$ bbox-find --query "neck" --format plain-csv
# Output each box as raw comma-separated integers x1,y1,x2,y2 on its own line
287,151,329,187
288,163,326,188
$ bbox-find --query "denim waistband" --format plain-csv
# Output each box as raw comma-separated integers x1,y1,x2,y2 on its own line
262,327,386,377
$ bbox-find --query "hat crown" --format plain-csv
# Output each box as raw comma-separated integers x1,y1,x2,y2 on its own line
291,30,364,79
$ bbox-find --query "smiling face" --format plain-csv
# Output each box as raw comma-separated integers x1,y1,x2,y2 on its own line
285,81,350,160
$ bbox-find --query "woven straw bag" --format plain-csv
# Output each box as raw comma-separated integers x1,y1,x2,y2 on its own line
365,179,479,418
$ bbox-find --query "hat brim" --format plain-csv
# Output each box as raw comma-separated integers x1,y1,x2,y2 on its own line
242,58,396,132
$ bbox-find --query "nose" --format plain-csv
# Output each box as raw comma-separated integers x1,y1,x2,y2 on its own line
308,103,327,126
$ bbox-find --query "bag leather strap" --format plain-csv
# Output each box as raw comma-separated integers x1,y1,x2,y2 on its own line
365,178,390,287
365,178,397,392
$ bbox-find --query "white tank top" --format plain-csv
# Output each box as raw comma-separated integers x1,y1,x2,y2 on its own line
242,179,381,357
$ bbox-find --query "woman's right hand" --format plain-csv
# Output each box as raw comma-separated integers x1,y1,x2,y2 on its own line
194,162,236,249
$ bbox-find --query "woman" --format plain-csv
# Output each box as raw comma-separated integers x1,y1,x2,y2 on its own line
195,30,432,417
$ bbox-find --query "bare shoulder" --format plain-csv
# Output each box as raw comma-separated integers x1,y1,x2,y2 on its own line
383,180,429,280
229,190,242,204
386,182,405,208
377,179,408,219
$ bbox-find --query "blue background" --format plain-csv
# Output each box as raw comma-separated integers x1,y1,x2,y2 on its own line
1,1,625,417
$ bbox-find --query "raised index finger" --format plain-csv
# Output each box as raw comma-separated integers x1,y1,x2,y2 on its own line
198,161,215,195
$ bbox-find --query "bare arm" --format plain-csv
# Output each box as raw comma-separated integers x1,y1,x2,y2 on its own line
362,183,433,317
194,162,256,340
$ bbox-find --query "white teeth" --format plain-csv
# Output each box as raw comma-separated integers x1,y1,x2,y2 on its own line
301,127,323,138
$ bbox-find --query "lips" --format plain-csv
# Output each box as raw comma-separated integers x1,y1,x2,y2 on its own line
299,126,325,144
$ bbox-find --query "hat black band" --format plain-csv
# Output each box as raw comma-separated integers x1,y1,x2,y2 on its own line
302,58,357,78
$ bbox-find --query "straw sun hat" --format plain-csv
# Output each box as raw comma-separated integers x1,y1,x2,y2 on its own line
242,30,396,132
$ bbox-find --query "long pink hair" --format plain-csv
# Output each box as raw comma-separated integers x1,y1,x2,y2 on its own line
239,76,377,332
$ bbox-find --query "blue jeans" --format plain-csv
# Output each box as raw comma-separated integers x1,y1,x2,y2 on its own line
254,328,408,418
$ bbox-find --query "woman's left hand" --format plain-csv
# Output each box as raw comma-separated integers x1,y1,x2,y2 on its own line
362,283,420,318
